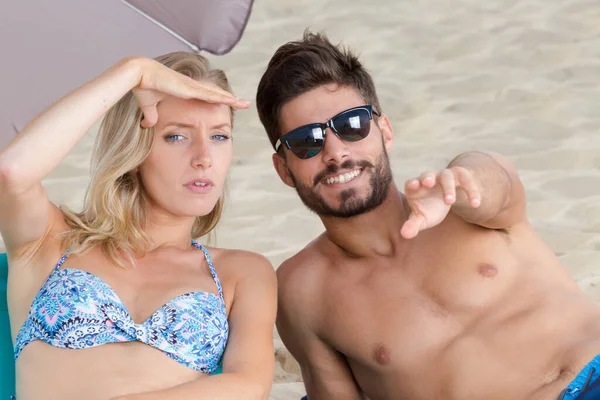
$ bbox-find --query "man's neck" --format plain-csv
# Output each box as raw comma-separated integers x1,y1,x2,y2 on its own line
320,184,409,258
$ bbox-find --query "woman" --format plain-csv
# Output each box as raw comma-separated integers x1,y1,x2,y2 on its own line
0,52,276,400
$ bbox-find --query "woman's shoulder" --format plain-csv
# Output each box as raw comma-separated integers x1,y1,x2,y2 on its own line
203,246,275,280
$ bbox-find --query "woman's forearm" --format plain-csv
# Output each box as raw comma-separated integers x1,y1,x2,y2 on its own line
0,57,143,191
115,373,268,400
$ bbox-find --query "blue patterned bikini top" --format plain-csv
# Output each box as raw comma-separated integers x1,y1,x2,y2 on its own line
14,241,228,374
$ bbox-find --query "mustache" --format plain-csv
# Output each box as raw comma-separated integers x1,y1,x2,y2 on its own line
313,159,375,186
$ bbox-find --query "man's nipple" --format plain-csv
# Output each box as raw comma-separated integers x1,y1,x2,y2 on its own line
478,263,498,278
373,343,392,365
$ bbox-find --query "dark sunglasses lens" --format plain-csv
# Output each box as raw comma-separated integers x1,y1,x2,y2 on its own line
285,125,325,159
333,109,371,142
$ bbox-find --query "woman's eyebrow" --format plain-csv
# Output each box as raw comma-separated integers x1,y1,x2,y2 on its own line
160,122,232,130
210,123,232,130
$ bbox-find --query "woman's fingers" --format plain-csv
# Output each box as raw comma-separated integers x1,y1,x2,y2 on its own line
139,105,158,128
140,61,251,110
170,72,250,109
231,98,252,109
192,88,249,108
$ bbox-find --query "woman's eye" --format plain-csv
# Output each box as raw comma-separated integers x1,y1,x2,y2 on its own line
211,134,231,141
165,134,185,143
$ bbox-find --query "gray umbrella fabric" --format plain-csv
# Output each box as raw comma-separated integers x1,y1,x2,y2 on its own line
0,0,254,151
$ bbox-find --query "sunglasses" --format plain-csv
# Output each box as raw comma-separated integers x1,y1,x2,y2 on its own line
275,105,378,159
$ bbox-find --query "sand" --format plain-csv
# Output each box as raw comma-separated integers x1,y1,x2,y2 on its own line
2,0,600,398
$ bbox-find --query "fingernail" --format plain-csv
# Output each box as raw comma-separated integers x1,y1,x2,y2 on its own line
445,195,454,202
472,199,481,207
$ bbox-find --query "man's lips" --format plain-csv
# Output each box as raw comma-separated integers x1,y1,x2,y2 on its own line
321,168,363,185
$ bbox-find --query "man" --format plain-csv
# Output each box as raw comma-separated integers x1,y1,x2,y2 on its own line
256,31,600,400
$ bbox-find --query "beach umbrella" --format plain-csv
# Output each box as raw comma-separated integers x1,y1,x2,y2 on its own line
0,0,255,151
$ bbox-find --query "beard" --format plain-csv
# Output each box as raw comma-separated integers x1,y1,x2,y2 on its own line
288,147,393,218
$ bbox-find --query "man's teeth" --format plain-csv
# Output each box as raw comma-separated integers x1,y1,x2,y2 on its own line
193,182,208,186
325,170,361,185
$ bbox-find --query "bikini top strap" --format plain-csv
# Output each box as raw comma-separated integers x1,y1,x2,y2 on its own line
53,249,71,272
37,248,72,290
191,241,225,304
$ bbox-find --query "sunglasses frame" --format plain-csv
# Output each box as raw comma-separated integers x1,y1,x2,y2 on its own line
275,105,378,159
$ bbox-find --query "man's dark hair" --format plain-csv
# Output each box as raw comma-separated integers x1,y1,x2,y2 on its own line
256,30,382,150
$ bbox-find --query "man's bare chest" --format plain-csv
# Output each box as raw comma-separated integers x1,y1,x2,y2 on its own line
319,233,523,370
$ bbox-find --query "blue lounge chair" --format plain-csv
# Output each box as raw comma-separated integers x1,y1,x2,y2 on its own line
0,252,15,398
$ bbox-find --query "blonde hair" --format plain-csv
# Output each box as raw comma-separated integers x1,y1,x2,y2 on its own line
61,52,234,267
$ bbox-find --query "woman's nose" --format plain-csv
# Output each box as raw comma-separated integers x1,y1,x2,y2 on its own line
191,141,211,169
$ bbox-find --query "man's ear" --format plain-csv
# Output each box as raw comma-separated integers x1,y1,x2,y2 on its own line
377,114,394,153
272,152,296,188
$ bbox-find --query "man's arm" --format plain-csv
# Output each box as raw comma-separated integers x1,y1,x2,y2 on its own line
276,260,366,400
447,151,527,229
401,151,527,239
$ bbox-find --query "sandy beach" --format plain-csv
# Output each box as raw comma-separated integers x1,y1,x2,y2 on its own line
2,0,600,398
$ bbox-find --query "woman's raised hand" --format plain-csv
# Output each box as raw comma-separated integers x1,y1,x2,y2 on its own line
130,57,250,128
